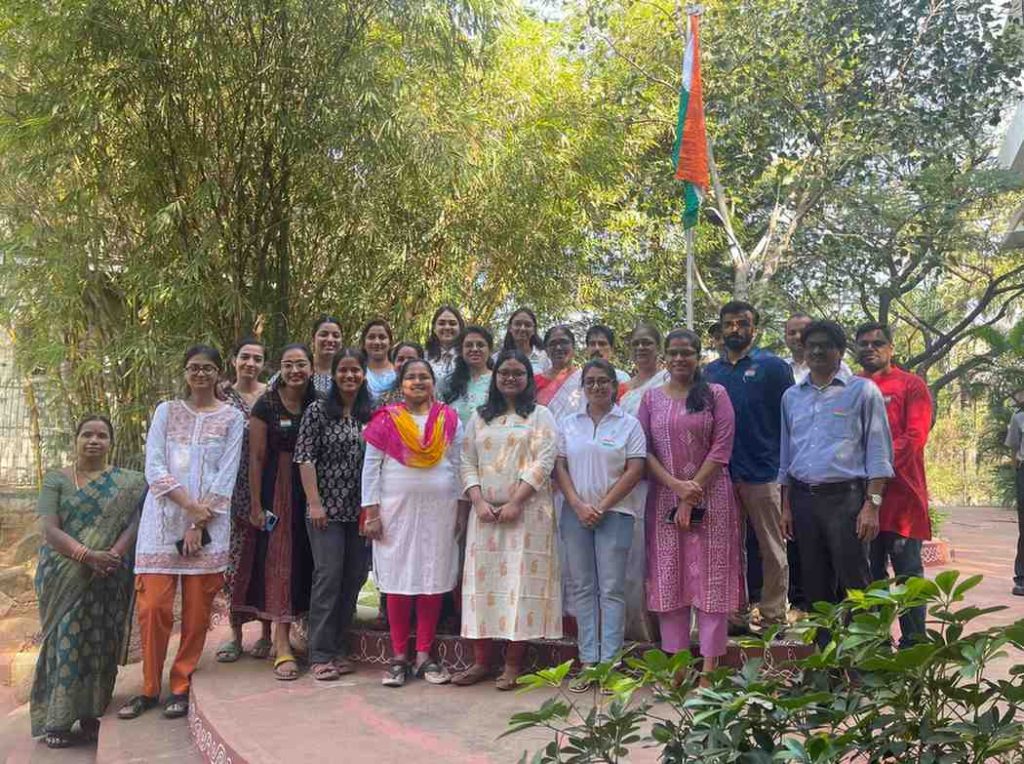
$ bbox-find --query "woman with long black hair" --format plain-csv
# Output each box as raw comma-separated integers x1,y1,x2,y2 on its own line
425,305,465,383
442,325,493,424
497,308,549,375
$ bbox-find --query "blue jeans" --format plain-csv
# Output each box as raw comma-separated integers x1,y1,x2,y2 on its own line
869,531,925,649
560,509,634,664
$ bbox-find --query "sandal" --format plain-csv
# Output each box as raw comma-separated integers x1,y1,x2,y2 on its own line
311,662,340,682
216,640,242,663
163,693,189,719
495,667,522,691
381,660,409,688
44,730,73,749
249,637,272,659
117,694,159,720
415,660,451,685
451,663,491,687
569,669,595,694
274,654,300,681
80,717,100,743
332,657,356,675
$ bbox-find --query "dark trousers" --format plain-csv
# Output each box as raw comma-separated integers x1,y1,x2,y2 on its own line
787,538,807,610
869,531,925,648
791,481,871,645
745,523,763,603
1015,466,1024,586
306,520,369,664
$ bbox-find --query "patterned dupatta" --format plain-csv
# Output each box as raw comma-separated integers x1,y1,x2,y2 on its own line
363,401,458,468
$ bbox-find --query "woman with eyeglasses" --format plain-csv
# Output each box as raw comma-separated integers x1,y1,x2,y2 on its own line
496,308,550,375
441,326,494,424
453,351,561,690
638,329,744,682
554,359,646,691
120,346,244,722
360,359,464,688
536,325,584,421
234,344,317,681
618,322,668,643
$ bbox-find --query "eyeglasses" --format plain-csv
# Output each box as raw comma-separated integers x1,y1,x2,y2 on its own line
185,364,218,375
546,339,573,348
583,378,613,388
281,361,311,371
497,370,527,380
666,349,698,359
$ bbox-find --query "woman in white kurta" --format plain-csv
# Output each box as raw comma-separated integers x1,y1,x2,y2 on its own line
123,345,244,722
453,350,560,691
361,359,463,688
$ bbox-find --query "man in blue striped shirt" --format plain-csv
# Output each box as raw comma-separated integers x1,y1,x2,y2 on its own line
779,321,893,634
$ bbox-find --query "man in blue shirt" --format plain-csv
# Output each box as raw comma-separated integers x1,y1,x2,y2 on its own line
780,320,893,634
706,301,794,627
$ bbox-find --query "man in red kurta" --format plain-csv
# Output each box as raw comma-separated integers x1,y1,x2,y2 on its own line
856,322,932,648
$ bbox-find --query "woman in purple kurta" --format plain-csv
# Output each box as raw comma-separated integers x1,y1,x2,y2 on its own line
637,329,744,675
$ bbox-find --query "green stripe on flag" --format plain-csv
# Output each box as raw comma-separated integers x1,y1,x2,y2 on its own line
672,89,690,174
683,181,700,229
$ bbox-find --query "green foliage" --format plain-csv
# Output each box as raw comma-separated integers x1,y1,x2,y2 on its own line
507,572,1024,763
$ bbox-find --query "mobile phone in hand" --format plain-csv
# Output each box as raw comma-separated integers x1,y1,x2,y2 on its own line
174,527,212,556
666,505,707,525
264,511,279,532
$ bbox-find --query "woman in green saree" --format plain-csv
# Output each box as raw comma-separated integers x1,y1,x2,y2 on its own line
30,415,146,748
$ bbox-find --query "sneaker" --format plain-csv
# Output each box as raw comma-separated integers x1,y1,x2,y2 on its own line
569,666,595,694
415,660,451,685
1012,584,1024,597
382,660,409,688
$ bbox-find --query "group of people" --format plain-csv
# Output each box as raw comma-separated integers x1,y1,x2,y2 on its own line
30,301,938,747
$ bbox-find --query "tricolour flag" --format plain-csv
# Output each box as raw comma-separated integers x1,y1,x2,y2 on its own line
672,13,709,229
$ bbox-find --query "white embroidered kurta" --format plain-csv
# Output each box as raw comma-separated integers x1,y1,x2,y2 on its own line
460,406,562,640
361,415,464,595
135,400,245,574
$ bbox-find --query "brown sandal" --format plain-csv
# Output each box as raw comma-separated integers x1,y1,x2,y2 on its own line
311,662,340,682
495,666,521,691
451,663,492,686
332,657,356,675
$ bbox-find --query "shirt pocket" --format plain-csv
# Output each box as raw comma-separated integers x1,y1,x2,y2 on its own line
826,409,856,440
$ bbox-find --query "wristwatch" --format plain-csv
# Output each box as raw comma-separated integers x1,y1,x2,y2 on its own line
868,493,883,508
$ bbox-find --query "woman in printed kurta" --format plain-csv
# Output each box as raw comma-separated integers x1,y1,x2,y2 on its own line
236,344,316,681
454,350,561,691
638,329,744,678
361,359,463,687
121,345,244,721
219,337,271,663
31,416,145,747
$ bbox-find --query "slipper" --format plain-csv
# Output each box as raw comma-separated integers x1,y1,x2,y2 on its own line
274,654,299,681
311,662,340,682
216,641,242,663
163,693,189,719
495,667,521,691
44,730,73,749
249,637,272,659
117,694,159,720
332,657,356,675
451,663,491,686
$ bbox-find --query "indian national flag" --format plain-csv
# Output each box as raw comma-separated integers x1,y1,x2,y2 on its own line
672,13,709,229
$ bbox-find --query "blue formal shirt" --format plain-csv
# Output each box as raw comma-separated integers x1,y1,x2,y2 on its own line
705,347,794,483
778,367,894,485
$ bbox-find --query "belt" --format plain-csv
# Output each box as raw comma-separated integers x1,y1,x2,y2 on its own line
789,478,863,495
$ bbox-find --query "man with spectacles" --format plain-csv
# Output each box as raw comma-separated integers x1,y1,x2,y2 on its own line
1004,389,1024,597
785,312,851,383
706,300,795,630
780,321,893,645
856,322,933,646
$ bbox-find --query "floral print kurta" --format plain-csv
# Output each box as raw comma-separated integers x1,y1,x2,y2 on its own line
460,406,562,640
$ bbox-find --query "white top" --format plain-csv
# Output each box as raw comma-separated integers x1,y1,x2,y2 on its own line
135,400,245,574
492,347,551,376
557,404,647,517
359,414,464,506
1006,410,1024,462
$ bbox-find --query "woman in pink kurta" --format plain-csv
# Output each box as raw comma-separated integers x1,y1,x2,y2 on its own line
637,329,744,676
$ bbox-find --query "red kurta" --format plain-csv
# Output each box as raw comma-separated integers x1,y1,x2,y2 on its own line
860,367,932,540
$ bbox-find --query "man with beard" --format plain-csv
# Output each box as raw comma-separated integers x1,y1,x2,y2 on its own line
855,322,932,646
780,321,893,645
706,301,795,629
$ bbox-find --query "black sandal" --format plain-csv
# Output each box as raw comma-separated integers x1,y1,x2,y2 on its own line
44,730,73,749
163,693,189,719
80,717,100,743
117,694,159,720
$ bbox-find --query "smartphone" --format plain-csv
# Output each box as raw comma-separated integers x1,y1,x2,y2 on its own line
264,511,279,532
175,527,212,556
666,505,707,525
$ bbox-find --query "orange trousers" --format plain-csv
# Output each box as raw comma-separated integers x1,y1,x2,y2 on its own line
136,572,223,697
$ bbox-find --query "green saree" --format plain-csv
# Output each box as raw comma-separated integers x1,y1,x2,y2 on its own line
30,467,146,736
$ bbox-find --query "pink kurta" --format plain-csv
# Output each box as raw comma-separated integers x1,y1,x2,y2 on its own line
638,383,745,615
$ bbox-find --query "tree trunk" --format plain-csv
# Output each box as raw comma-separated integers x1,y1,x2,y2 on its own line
733,260,750,301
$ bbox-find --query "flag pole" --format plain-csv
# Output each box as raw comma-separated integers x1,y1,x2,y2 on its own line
685,227,695,329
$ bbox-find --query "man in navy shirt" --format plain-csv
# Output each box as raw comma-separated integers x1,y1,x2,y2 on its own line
706,301,795,627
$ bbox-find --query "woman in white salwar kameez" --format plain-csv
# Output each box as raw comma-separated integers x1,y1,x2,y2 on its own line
452,350,561,691
361,359,463,688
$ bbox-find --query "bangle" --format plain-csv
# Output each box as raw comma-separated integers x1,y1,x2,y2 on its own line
73,544,89,563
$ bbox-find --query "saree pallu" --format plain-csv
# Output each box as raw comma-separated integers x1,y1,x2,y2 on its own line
30,468,146,736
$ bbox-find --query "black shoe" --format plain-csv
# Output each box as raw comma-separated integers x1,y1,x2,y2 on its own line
1012,584,1024,597
163,693,189,719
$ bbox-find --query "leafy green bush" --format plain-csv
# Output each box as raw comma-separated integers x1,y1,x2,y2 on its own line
507,572,1024,763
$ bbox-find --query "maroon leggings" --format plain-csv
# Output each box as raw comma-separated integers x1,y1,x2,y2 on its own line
387,593,443,658
472,639,527,668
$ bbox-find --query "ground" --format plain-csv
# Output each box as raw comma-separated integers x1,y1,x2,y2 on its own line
0,505,1021,763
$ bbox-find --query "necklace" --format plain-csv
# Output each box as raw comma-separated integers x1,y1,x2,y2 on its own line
73,463,106,490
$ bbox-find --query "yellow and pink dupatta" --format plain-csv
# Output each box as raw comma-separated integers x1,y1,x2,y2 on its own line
363,401,458,468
